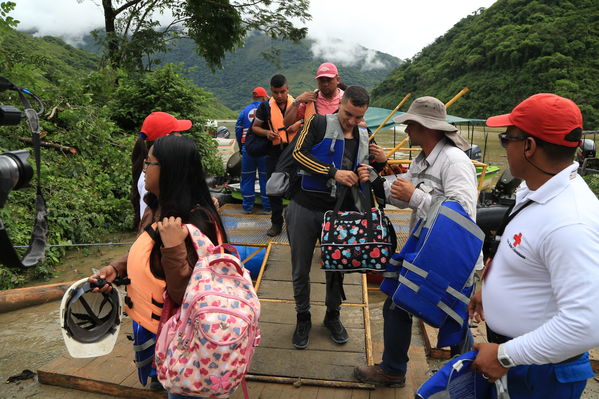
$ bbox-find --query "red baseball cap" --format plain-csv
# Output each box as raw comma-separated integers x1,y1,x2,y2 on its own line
252,87,268,98
486,93,583,147
140,112,192,141
315,62,338,79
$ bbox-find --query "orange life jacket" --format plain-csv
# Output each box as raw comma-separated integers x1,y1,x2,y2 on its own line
270,95,295,145
304,98,317,122
125,224,166,334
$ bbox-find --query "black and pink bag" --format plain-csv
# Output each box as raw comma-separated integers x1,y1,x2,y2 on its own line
321,185,396,272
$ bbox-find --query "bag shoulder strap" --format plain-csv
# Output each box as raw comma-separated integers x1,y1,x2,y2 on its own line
487,200,533,260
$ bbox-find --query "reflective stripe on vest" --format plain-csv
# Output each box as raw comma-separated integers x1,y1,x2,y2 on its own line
300,114,369,194
126,224,166,334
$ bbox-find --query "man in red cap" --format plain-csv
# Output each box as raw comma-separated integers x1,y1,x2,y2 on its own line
468,93,599,398
283,62,344,127
235,87,271,214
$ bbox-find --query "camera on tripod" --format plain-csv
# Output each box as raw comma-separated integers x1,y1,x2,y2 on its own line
1,82,35,207
0,76,48,268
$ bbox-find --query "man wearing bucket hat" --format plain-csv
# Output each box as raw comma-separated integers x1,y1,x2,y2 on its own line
467,93,599,398
355,96,479,387
283,62,344,127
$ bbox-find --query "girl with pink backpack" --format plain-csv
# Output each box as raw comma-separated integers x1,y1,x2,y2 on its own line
90,135,229,398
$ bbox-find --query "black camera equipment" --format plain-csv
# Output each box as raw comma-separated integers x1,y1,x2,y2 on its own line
0,76,48,268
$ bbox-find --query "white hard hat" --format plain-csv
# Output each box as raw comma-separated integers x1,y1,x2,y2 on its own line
59,278,123,358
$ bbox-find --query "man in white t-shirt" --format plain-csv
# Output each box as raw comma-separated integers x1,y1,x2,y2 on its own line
468,93,599,398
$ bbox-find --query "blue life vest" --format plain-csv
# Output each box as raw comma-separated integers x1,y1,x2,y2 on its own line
300,114,369,195
133,320,157,385
416,350,509,399
381,199,484,345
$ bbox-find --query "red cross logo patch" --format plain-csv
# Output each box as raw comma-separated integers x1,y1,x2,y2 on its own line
513,233,523,247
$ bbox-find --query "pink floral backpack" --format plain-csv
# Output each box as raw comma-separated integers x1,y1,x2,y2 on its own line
155,224,261,398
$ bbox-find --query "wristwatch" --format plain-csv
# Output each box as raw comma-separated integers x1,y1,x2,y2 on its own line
497,343,516,368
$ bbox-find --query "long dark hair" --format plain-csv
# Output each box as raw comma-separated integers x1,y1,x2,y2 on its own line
131,137,151,228
146,135,227,244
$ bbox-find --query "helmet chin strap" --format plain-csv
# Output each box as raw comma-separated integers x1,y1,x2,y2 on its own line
524,148,556,177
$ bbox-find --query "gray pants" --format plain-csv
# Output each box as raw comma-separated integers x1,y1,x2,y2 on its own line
286,200,344,313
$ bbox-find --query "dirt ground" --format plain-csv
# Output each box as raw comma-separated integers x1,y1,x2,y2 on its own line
1,272,598,398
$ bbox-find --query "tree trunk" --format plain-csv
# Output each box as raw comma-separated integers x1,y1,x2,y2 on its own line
102,0,119,67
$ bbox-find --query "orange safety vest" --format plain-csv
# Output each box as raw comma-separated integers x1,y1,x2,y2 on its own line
269,95,295,146
304,93,317,122
125,224,166,334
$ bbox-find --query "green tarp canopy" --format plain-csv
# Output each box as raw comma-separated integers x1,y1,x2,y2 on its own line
365,106,485,130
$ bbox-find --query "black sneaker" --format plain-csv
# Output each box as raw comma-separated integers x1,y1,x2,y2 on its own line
324,310,349,344
266,223,282,237
292,311,311,349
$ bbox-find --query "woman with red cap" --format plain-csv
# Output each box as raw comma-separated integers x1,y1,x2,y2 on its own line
131,112,193,226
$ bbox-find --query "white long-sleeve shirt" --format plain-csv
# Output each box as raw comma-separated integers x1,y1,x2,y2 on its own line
484,163,599,365
385,137,479,230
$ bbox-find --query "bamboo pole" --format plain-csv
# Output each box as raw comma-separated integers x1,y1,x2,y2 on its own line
240,246,264,265
361,273,374,366
0,281,76,313
388,159,413,165
253,242,273,293
244,374,375,389
259,298,364,307
369,93,412,141
385,137,409,158
445,87,469,108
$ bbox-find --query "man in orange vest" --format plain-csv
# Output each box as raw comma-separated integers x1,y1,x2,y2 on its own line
283,62,344,128
252,74,302,236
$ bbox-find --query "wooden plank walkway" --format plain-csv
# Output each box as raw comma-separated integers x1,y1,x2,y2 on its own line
38,205,430,398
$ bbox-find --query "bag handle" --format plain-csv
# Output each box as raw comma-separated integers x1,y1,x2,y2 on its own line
332,182,372,214
185,223,244,276
330,183,376,242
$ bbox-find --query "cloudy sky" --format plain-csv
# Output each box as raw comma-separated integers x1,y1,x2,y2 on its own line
12,0,496,64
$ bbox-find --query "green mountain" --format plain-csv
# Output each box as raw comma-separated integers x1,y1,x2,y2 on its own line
7,28,235,120
1,28,99,87
372,0,599,128
161,33,402,111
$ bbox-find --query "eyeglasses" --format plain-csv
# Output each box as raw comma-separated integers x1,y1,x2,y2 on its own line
143,160,160,171
498,132,528,148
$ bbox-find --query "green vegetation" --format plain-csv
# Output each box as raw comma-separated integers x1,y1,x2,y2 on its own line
163,33,401,110
96,0,310,70
372,0,599,128
0,3,234,289
583,174,599,197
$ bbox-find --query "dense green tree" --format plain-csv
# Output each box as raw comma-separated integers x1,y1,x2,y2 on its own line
97,0,311,70
0,9,233,288
372,0,599,128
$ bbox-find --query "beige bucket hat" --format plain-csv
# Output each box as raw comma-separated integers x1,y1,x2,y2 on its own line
393,96,470,151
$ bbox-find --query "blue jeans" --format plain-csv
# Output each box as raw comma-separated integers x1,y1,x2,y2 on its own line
380,296,473,376
241,146,270,212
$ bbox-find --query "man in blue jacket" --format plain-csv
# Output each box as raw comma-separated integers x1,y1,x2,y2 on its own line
236,87,271,213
